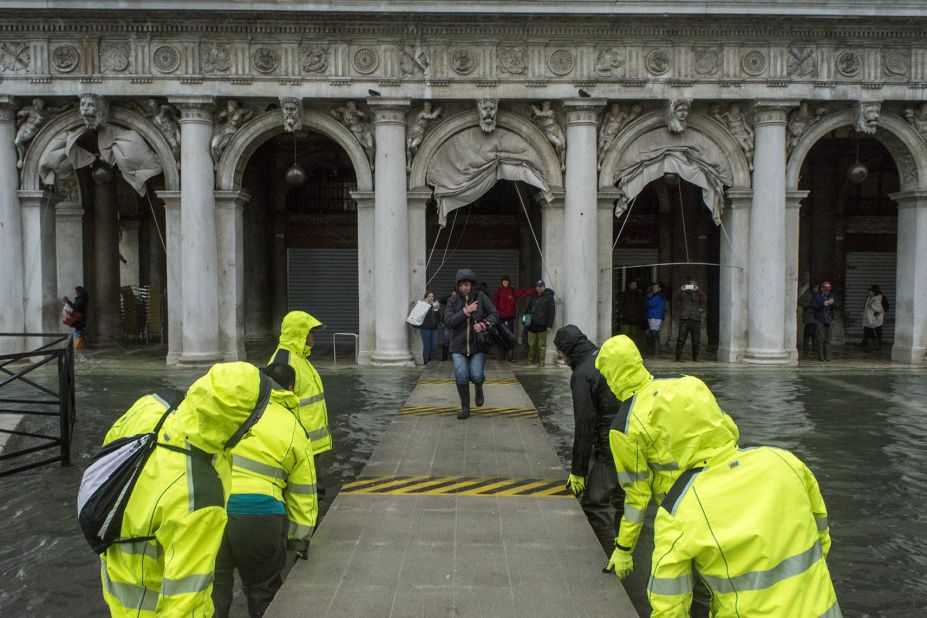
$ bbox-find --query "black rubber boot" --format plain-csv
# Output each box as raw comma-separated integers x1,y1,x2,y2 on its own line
692,344,700,362
653,332,662,357
675,342,684,362
474,382,485,407
441,344,449,361
456,384,470,419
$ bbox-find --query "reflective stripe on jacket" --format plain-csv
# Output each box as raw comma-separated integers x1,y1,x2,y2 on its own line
230,388,318,552
649,447,838,617
271,311,331,454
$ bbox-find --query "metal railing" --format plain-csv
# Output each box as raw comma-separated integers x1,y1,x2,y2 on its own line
0,334,76,477
332,332,359,366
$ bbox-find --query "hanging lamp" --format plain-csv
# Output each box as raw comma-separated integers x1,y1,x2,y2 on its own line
847,133,868,185
285,131,306,187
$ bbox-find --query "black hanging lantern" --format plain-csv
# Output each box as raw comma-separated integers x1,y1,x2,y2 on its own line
847,134,868,185
285,131,305,187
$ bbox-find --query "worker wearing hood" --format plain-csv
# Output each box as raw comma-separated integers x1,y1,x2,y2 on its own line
594,335,739,581
270,311,331,454
647,378,839,617
100,362,272,617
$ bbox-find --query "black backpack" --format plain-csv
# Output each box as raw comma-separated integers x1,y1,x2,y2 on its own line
77,397,177,554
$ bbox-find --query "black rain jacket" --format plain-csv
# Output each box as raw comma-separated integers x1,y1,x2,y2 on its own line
445,269,499,356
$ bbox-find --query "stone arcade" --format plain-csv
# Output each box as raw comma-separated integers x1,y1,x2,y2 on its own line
1,1,926,366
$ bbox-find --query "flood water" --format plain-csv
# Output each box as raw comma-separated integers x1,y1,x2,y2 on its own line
1,360,924,616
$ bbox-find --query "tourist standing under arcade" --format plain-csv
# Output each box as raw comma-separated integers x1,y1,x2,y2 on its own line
492,275,534,361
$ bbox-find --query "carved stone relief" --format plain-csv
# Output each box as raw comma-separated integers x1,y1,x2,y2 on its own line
399,42,429,76
855,101,881,135
548,49,575,76
451,48,477,75
406,101,442,172
280,96,303,133
152,45,181,74
101,41,131,73
530,101,565,171
477,98,498,133
692,47,721,76
645,49,671,76
786,102,828,158
597,102,641,170
55,175,80,203
211,100,253,162
710,103,754,169
252,47,280,74
836,51,861,77
15,98,73,169
787,47,817,78
594,47,624,77
331,101,374,167
740,50,767,76
201,43,233,73
903,102,927,140
0,42,31,72
882,49,910,78
352,48,379,74
79,93,107,130
497,47,527,75
145,98,180,161
666,98,691,134
300,45,329,74
51,45,80,73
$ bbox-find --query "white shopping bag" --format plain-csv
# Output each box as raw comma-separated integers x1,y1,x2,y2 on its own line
406,300,432,326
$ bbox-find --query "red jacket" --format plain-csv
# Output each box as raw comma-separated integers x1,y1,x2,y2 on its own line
492,286,534,319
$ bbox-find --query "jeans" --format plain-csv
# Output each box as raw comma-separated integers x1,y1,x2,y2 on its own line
527,330,547,365
579,452,625,555
420,329,437,363
452,352,486,385
213,514,288,618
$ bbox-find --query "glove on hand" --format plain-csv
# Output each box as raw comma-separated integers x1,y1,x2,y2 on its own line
606,547,634,579
566,474,586,496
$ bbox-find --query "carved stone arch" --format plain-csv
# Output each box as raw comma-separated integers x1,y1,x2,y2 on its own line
215,109,373,192
786,109,927,192
408,109,564,192
598,110,753,192
21,106,180,192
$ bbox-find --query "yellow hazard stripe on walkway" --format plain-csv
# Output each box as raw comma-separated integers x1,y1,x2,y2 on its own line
417,378,520,385
398,406,537,418
340,475,572,498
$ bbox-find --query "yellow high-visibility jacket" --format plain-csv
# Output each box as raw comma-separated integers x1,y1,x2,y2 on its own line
649,447,838,617
270,311,331,454
229,387,318,552
595,336,740,552
100,363,272,617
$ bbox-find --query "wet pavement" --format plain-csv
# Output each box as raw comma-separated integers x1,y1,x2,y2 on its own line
0,351,925,616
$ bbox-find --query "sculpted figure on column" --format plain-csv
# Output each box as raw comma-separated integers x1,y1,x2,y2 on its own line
530,101,566,171
280,97,303,134
666,98,691,134
332,101,374,168
79,93,107,130
597,102,641,170
903,102,927,139
211,100,253,163
786,102,828,158
406,101,442,172
15,98,72,169
856,101,881,135
145,98,181,161
477,98,499,133
710,103,755,170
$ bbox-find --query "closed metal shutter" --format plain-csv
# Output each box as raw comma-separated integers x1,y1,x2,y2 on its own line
845,252,895,342
613,248,659,289
287,248,359,348
426,249,520,300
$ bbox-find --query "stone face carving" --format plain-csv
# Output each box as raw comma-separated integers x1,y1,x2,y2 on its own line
597,102,641,170
200,42,233,73
787,47,817,78
252,47,280,73
79,93,107,130
101,41,131,73
882,49,910,78
477,98,499,133
741,50,767,76
710,103,755,170
15,98,71,169
497,46,527,75
211,100,253,162
51,45,80,73
145,98,181,161
280,96,303,133
300,45,329,74
352,48,379,74
451,48,477,75
646,49,671,76
0,42,31,72
594,47,624,77
692,47,721,76
399,42,429,76
530,101,565,171
836,51,861,77
153,45,181,74
903,103,927,139
406,101,442,172
786,102,828,157
331,101,374,167
856,101,881,135
548,49,575,76
666,98,691,134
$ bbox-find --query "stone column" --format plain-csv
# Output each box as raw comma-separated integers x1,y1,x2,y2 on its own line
18,190,58,340
890,190,927,364
351,191,376,365
784,191,809,362
155,190,182,364
407,190,430,364
119,219,141,287
170,97,221,366
56,202,85,300
542,192,564,365
597,191,621,344
561,99,605,341
215,190,250,361
91,170,121,343
369,99,413,366
717,190,752,362
0,98,25,353
745,101,794,364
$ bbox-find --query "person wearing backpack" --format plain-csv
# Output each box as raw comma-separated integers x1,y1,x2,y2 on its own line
212,362,318,618
96,362,273,617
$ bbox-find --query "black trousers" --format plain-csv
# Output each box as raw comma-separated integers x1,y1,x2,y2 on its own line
213,514,288,618
677,319,701,357
500,318,516,360
579,452,625,555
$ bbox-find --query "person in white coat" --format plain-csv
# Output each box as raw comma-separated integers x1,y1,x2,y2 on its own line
861,285,886,351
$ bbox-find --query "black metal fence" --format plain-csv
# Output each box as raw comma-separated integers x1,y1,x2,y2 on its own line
0,334,76,477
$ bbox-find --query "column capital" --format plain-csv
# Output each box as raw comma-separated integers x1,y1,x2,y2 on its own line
350,190,375,208
168,96,215,123
889,190,927,208
215,190,252,210
156,190,182,208
726,188,753,208
367,98,411,125
597,190,622,211
786,190,809,209
0,95,16,121
563,98,607,125
751,100,800,126
406,190,432,206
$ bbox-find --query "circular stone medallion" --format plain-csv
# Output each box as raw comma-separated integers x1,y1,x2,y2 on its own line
353,48,379,74
882,49,909,77
152,45,181,74
836,51,861,77
51,45,80,73
451,48,477,75
741,50,767,76
252,47,280,73
645,49,671,75
548,49,575,76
